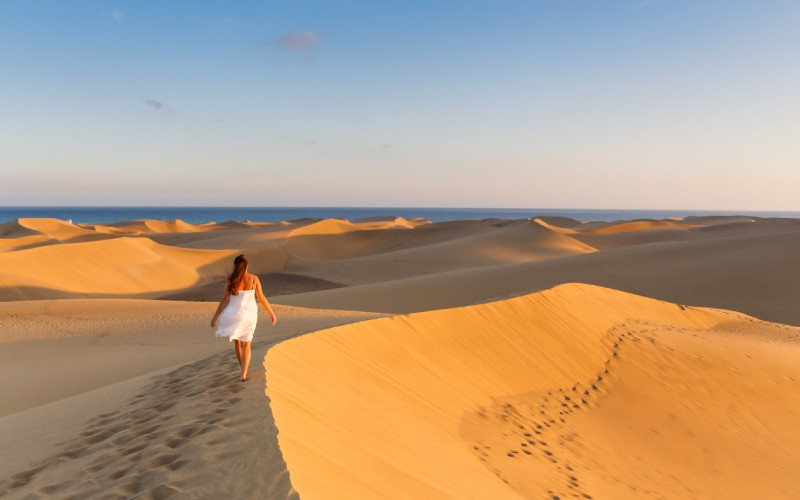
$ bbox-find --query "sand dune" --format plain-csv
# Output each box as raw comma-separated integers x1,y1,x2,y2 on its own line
1,218,96,240
353,216,421,228
0,218,111,253
285,217,432,261
576,219,699,234
289,218,595,286
94,219,211,235
0,300,383,498
148,224,292,250
0,237,236,300
1,214,799,499
3,216,796,315
278,224,800,326
266,284,800,499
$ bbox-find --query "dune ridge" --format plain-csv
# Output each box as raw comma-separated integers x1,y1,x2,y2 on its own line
266,283,800,499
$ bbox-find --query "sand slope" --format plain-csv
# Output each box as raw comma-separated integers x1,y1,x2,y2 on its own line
289,218,595,285
0,237,235,299
266,283,800,499
0,300,383,498
278,226,800,326
0,218,113,252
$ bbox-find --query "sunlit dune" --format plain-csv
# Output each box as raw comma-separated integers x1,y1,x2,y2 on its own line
266,283,800,499
95,218,209,235
353,216,423,228
0,218,102,251
13,218,96,239
533,217,580,234
285,217,431,260
0,236,234,298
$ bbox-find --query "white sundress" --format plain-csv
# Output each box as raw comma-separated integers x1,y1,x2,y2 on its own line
215,286,258,343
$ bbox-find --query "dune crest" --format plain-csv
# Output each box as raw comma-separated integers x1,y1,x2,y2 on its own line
0,218,100,251
266,283,800,499
97,219,208,235
16,218,95,238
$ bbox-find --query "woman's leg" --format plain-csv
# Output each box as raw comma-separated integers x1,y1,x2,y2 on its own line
240,341,251,381
234,340,244,367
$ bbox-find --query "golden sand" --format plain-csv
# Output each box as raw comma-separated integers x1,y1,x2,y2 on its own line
1,215,798,498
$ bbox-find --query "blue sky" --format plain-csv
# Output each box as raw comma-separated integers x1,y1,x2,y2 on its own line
1,0,798,209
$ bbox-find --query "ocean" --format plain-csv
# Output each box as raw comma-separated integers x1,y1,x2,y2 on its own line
1,207,798,225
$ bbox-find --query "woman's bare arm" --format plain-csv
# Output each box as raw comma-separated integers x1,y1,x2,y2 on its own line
254,276,277,325
210,284,231,327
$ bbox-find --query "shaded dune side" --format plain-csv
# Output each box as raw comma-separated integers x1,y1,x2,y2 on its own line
265,284,728,499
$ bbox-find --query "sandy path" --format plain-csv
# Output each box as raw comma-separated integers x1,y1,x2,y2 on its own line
0,301,383,499
1,340,292,499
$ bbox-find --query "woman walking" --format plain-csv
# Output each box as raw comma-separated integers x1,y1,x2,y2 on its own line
211,254,277,381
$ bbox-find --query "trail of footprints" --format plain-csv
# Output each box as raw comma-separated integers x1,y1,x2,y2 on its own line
0,350,249,499
470,323,652,500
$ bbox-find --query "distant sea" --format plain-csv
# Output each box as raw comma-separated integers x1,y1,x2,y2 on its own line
1,207,798,225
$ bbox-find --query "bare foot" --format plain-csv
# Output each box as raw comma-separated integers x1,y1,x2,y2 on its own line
240,375,250,382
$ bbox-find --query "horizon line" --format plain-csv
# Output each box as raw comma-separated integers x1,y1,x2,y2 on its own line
1,205,799,213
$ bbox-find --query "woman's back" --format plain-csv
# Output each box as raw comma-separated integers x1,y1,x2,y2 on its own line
230,273,256,295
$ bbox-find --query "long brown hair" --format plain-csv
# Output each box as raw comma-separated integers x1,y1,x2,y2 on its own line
228,254,248,295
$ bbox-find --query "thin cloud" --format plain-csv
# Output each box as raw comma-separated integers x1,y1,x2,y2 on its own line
144,99,168,111
277,31,322,51
111,9,124,22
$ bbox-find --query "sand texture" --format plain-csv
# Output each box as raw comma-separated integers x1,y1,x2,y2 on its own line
267,284,800,499
1,215,799,498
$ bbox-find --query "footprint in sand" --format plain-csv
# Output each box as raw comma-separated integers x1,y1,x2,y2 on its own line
146,454,181,469
83,429,115,445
